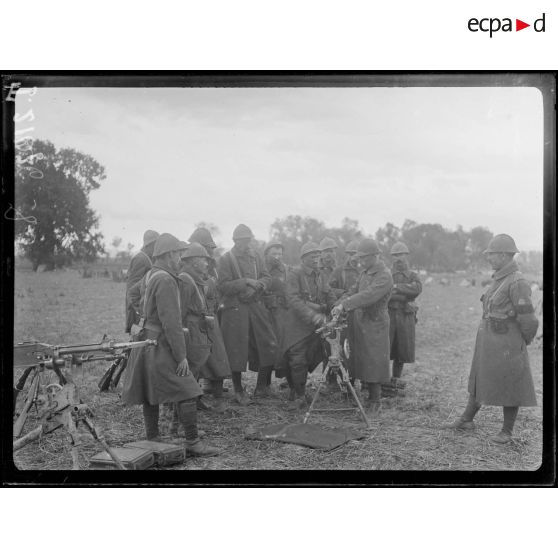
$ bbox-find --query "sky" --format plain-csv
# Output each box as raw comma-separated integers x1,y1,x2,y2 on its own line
17,86,544,253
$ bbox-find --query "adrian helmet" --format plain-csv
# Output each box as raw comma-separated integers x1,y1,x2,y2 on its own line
300,241,321,258
153,233,182,258
356,238,380,257
345,240,359,254
319,237,338,251
232,224,254,241
181,242,210,260
188,227,216,249
264,240,284,254
483,234,519,254
142,229,160,248
390,241,410,255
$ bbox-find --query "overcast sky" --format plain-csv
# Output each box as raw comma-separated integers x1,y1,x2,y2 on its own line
18,86,544,252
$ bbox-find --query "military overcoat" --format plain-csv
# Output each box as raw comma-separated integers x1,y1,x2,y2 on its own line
122,264,202,405
468,260,538,406
125,250,152,333
341,260,393,383
275,265,335,372
178,270,230,380
217,247,278,371
388,266,422,362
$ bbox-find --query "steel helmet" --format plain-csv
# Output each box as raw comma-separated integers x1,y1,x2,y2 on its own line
153,233,183,258
181,242,210,260
232,224,254,241
483,234,519,254
142,229,160,248
300,241,321,258
319,237,338,251
264,240,284,254
390,241,410,255
345,240,359,254
356,238,380,257
188,227,216,249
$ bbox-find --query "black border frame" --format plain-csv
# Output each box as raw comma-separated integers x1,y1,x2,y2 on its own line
1,71,555,486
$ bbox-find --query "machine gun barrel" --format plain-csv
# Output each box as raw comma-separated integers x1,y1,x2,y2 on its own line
55,339,156,357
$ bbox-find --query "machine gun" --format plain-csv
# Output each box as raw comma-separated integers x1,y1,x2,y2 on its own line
303,315,370,428
13,337,157,469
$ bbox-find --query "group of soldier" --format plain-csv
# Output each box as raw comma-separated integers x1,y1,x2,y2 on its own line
120,225,539,458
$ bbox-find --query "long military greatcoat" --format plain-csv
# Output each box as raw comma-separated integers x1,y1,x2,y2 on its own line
341,260,393,383
217,247,278,371
468,260,538,407
178,269,230,380
122,264,202,405
275,264,336,373
125,250,152,333
388,265,422,363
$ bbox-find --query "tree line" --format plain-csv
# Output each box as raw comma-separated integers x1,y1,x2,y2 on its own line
15,140,541,275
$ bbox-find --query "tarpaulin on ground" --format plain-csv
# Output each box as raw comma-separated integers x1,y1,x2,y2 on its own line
245,422,366,450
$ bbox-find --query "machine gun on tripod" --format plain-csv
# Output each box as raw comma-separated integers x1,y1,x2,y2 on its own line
303,316,371,428
13,337,157,469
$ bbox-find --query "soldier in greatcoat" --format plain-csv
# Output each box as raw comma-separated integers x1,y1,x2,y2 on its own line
217,224,278,405
327,240,360,386
258,240,291,397
125,229,159,333
442,234,538,444
383,241,422,397
276,241,336,410
332,238,393,415
178,243,231,413
122,233,219,457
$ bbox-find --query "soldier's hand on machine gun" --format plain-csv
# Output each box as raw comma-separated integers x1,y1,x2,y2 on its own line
176,358,191,377
246,278,264,290
331,304,344,319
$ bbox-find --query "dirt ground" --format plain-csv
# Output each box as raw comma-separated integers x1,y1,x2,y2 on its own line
12,269,543,471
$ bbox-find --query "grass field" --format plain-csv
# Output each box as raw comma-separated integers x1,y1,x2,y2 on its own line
13,269,543,471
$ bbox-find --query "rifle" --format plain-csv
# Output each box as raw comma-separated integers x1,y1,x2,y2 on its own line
98,352,129,392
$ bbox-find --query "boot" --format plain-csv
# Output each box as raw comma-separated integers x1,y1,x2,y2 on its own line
440,418,475,431
142,403,161,441
196,396,213,411
287,395,308,411
490,406,517,444
490,431,512,444
253,368,273,398
177,399,219,457
366,383,381,417
232,371,251,406
185,439,221,457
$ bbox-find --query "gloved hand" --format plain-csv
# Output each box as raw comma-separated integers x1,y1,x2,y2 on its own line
331,304,344,318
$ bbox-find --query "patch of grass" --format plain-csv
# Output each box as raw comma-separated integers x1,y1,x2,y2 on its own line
13,271,543,471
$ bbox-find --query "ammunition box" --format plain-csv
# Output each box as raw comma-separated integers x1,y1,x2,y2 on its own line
89,447,155,470
124,440,185,466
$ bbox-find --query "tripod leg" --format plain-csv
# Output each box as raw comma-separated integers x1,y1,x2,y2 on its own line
82,417,126,470
303,366,327,424
346,380,371,428
13,371,41,438
13,424,44,452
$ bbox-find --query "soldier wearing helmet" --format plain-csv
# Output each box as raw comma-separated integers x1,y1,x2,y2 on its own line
318,236,339,285
217,224,278,405
125,229,159,333
178,243,230,414
275,241,337,410
383,241,422,397
442,234,538,444
332,238,393,416
122,233,220,457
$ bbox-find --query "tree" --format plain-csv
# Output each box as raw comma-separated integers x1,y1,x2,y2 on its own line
468,226,494,270
15,139,106,271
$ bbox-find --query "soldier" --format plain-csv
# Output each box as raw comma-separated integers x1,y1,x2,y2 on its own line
383,241,422,397
178,243,230,413
122,233,219,457
328,240,360,384
217,224,278,405
125,229,159,333
318,236,339,286
332,238,393,416
276,241,336,410
259,240,291,397
442,234,538,444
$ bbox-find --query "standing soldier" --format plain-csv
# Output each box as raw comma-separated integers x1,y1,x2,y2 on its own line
125,230,159,333
217,224,278,405
332,238,393,416
259,240,291,397
122,233,219,457
442,234,538,444
277,242,335,410
179,243,230,413
318,236,339,286
383,241,422,397
328,240,360,383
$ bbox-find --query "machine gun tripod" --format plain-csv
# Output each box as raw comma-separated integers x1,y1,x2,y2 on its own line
303,317,371,428
13,337,156,469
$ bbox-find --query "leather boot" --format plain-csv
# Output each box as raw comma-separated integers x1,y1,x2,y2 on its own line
440,418,475,431
185,439,221,457
177,399,219,457
142,403,161,441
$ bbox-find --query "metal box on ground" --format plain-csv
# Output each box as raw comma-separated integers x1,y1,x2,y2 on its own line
124,440,185,467
89,447,155,470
